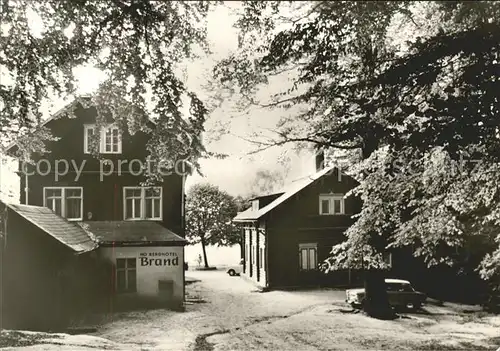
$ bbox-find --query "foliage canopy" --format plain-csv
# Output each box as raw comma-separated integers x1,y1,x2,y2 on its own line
1,0,217,170
185,183,239,266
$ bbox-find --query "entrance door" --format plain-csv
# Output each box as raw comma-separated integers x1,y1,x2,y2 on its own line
298,243,319,286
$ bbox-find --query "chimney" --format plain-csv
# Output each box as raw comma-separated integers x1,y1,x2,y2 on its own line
315,148,325,172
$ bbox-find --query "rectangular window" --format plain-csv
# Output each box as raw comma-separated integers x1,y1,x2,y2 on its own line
321,199,330,214
145,188,162,219
45,188,62,216
84,124,122,154
44,187,83,220
319,194,345,215
116,258,137,293
299,243,317,271
123,187,162,220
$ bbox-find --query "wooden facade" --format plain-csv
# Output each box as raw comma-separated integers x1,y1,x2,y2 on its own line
0,202,98,331
14,102,185,235
6,98,188,315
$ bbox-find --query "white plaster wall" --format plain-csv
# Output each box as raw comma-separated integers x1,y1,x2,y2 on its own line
244,228,251,276
251,229,258,282
245,228,255,278
99,246,184,304
242,227,267,288
258,231,266,286
250,228,263,287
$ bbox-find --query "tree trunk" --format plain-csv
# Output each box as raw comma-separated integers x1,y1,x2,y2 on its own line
201,238,209,268
363,269,396,319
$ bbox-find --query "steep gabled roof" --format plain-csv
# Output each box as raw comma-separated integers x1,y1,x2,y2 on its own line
3,96,92,155
4,202,97,253
234,166,346,222
3,96,195,174
3,95,161,154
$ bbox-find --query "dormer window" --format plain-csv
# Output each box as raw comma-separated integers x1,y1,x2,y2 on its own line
84,124,122,154
319,194,345,215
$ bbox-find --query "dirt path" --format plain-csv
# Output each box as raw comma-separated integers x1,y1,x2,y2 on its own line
3,270,499,350
95,270,345,350
95,270,499,351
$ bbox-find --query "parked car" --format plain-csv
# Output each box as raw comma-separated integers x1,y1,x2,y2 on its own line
346,278,426,311
227,259,244,276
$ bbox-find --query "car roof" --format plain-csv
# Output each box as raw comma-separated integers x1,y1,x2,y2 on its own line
385,278,411,284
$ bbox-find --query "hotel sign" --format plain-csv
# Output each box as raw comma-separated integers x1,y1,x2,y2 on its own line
139,251,179,267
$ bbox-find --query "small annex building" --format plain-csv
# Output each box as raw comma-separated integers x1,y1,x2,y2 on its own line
0,201,187,331
82,221,186,310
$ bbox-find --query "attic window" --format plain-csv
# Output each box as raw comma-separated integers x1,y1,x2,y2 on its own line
84,124,122,154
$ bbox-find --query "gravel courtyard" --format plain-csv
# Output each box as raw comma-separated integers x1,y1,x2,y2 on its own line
2,269,499,350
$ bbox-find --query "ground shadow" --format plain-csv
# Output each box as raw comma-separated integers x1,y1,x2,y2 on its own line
194,267,218,271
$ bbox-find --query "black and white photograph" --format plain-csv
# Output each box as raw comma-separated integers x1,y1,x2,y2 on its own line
0,1,499,350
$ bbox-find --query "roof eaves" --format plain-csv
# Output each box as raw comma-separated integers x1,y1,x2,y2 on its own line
233,217,259,223
248,192,285,201
98,240,186,247
245,166,338,220
83,220,187,244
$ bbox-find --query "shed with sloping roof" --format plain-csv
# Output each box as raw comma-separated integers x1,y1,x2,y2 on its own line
232,166,362,290
0,201,98,331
